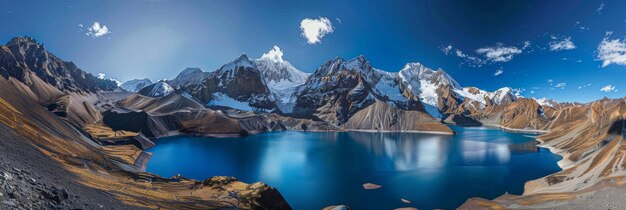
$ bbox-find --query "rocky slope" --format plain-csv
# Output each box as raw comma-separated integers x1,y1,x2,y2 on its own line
460,97,626,209
0,37,292,209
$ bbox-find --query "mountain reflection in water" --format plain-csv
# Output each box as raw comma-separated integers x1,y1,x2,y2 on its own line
146,126,561,210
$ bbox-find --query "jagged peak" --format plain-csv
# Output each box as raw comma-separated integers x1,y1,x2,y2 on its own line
236,53,250,61
138,81,174,97
348,54,368,64
6,36,40,47
180,67,204,74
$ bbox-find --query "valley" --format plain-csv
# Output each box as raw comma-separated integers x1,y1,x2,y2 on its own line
0,36,625,209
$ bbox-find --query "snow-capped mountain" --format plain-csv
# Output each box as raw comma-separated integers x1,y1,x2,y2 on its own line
137,81,174,97
168,68,207,88
398,62,461,118
120,78,153,92
185,54,276,111
254,46,310,112
292,55,420,124
490,87,517,105
255,46,310,90
534,97,559,107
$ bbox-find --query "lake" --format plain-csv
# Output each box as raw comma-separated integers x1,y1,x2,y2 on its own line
145,126,562,209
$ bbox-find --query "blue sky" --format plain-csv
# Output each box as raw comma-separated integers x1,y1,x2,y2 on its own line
1,0,625,102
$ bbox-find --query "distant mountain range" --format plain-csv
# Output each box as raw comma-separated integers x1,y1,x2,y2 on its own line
120,45,558,133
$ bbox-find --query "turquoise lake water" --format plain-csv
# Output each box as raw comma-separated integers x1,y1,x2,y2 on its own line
145,126,562,209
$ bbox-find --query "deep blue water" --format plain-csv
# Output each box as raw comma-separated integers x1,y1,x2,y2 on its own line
145,126,562,209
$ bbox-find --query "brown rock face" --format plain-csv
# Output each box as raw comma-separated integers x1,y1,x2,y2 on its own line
344,100,453,134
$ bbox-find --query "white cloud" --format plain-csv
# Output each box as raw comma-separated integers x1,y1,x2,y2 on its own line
441,45,453,55
493,69,503,76
97,73,106,79
600,85,617,92
596,3,605,14
555,82,566,89
578,83,592,89
597,32,626,67
475,44,522,62
549,36,576,51
260,45,284,62
522,41,531,50
80,22,111,38
300,17,334,44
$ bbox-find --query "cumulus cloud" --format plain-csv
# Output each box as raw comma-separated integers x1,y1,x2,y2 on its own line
493,69,504,76
597,32,626,67
578,83,592,89
300,17,334,44
260,45,284,62
475,44,522,62
600,85,617,92
443,42,527,67
97,73,106,79
80,22,111,38
549,36,576,51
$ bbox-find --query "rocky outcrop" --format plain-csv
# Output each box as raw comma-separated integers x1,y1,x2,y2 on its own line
343,100,453,134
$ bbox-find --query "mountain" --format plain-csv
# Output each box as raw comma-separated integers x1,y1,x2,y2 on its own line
178,54,276,111
397,62,461,118
137,81,174,97
254,46,310,112
534,97,559,107
0,37,291,209
168,67,208,89
0,37,117,95
120,78,152,92
292,55,425,125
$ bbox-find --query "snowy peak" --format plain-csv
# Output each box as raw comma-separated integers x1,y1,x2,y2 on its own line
138,81,174,97
255,46,309,89
490,87,516,105
218,53,256,73
345,55,376,74
259,45,285,63
120,78,153,92
534,97,559,107
399,62,461,90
